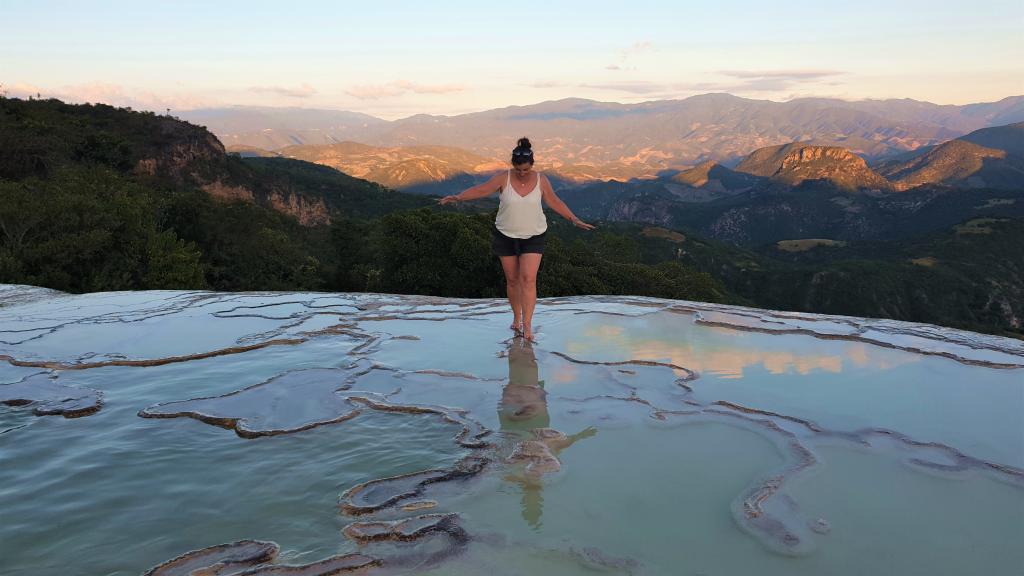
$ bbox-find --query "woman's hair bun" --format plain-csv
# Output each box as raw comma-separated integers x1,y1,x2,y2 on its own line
517,137,532,150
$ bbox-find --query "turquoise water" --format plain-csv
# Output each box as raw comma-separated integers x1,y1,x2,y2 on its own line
1,288,1021,575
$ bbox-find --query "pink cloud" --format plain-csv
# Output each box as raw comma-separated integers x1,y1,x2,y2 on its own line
579,81,670,94
718,69,843,80
528,80,567,88
5,81,213,111
346,81,466,100
249,83,317,98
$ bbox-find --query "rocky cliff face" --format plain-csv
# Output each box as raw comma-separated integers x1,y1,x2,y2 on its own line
736,143,893,191
606,195,674,226
132,119,228,181
267,190,330,226
130,117,332,225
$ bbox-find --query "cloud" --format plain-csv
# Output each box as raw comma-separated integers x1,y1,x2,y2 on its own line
398,81,465,95
4,82,44,97
346,80,466,100
4,81,212,111
575,76,853,103
612,70,849,97
527,80,567,88
719,69,843,80
249,83,316,98
623,41,654,58
579,81,671,95
607,40,655,71
345,84,407,100
713,69,845,92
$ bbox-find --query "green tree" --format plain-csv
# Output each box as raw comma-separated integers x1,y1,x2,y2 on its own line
0,167,205,291
375,209,503,297
162,190,324,291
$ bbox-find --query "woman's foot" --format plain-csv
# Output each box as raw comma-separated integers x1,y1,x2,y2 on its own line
510,320,524,334
522,324,535,342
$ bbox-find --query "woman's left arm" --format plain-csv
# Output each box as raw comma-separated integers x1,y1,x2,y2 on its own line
540,174,596,230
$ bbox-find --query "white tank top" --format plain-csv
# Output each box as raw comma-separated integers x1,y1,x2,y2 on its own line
495,170,548,239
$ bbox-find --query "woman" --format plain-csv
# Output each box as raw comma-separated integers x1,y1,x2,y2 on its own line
439,137,594,341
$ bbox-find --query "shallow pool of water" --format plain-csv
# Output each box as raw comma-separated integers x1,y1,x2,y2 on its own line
1,288,1021,575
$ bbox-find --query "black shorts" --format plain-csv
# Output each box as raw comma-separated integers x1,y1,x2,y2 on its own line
492,225,546,257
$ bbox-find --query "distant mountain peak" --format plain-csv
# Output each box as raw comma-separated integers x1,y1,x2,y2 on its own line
670,159,765,193
958,121,1024,156
736,143,892,190
672,161,720,187
878,121,1024,190
683,92,747,102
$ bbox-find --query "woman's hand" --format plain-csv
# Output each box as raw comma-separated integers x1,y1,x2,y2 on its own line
571,217,595,230
438,195,461,205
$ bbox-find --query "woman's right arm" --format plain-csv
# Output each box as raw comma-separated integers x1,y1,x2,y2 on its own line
438,172,504,205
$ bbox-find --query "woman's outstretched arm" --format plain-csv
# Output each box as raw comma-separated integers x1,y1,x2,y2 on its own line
438,172,505,205
539,174,596,229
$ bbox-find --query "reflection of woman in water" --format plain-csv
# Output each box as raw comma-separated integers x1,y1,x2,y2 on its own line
439,137,595,342
499,338,550,433
499,339,595,528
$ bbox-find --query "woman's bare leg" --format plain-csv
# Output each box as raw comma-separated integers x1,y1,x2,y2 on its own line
499,255,523,331
518,253,543,340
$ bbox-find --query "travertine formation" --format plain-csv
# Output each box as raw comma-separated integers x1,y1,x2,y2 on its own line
1,286,1021,573
143,540,280,576
138,368,363,437
342,513,466,544
145,543,379,576
138,362,490,447
0,373,102,417
340,455,488,516
231,554,381,575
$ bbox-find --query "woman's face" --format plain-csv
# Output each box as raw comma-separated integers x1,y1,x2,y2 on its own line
513,162,533,177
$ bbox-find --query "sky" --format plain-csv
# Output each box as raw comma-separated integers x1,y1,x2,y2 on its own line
2,0,1022,120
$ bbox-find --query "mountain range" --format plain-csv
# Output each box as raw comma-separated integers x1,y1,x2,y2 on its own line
183,94,1024,184
220,115,1024,245
876,122,1024,190
553,121,1024,245
12,95,1013,243
264,142,505,195
2,96,1021,336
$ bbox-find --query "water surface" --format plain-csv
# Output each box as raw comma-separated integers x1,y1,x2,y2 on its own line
1,288,1021,575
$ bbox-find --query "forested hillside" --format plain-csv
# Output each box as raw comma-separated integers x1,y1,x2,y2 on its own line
1,97,1020,337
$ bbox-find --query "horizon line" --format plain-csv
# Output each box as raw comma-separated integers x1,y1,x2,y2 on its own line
174,92,1024,119
5,91,1022,123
